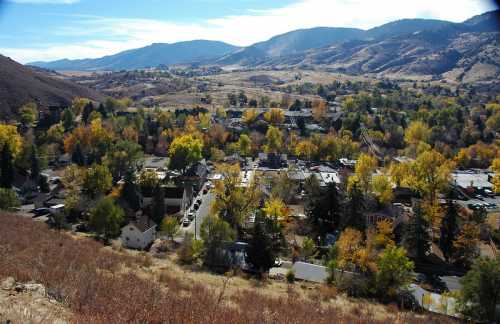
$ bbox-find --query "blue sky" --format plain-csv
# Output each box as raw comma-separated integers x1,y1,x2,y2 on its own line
0,0,497,63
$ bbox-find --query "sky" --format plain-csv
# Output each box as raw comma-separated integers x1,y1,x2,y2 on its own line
0,0,497,63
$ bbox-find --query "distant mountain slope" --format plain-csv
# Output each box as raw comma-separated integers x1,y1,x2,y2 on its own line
239,10,500,82
0,55,102,119
216,27,364,65
30,40,238,71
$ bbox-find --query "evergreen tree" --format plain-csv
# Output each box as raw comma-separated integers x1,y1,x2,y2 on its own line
403,202,431,262
246,213,276,275
307,182,342,236
440,200,460,262
62,108,75,131
121,170,141,211
343,180,365,232
30,144,40,182
72,142,85,166
151,185,165,225
39,174,50,193
82,101,94,124
0,144,14,188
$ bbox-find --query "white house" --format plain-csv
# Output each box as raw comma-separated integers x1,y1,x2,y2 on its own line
120,218,157,250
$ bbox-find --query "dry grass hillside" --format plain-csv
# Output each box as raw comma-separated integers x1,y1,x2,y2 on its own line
0,214,456,323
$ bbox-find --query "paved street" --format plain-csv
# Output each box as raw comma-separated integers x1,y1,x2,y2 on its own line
181,189,214,240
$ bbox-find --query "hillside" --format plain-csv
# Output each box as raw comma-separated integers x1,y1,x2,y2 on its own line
0,214,455,323
30,40,238,71
0,55,102,119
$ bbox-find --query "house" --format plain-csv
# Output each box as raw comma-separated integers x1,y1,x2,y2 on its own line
120,217,157,250
182,161,208,191
258,153,288,169
164,185,193,214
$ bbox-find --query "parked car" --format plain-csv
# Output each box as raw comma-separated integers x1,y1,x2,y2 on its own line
203,188,208,195
188,211,195,221
182,218,190,227
32,207,50,217
193,203,200,211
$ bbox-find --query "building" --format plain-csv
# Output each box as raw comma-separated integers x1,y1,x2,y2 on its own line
120,217,157,250
451,171,493,192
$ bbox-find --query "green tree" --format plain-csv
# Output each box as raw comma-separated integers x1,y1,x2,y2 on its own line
343,178,366,232
0,188,20,210
168,134,203,172
246,213,277,275
151,185,166,225
30,145,40,182
19,103,38,128
237,134,251,157
439,200,460,262
120,170,141,211
62,107,75,131
161,216,179,242
459,256,500,322
307,182,342,236
403,202,431,262
72,142,85,166
200,215,235,271
83,164,112,199
265,126,283,154
301,237,318,262
453,222,479,268
375,246,414,299
89,197,124,240
0,144,14,188
177,232,203,264
104,140,143,180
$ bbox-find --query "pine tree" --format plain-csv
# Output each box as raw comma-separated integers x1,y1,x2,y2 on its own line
0,144,14,188
121,170,141,211
72,142,85,166
82,102,94,124
307,182,342,236
343,180,365,232
151,185,165,225
440,200,459,262
30,145,40,182
403,202,431,262
246,213,276,275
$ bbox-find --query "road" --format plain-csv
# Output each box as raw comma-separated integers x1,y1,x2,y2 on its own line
181,189,214,240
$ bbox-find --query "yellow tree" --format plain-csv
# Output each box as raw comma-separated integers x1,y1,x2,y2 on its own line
374,219,395,249
372,174,394,205
262,197,289,222
211,163,261,229
0,124,23,156
265,126,283,153
354,153,378,194
264,108,285,125
294,140,318,161
335,228,363,271
312,100,327,122
491,158,500,193
242,109,259,126
404,121,431,157
388,162,411,187
198,112,212,129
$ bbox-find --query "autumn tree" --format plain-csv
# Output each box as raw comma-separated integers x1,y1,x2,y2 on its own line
353,153,378,194
343,178,366,232
374,219,395,249
404,121,430,149
371,174,394,206
237,134,251,157
335,228,363,271
161,217,180,242
242,109,259,126
301,237,318,262
312,100,327,122
168,134,203,172
0,124,23,157
453,222,479,268
104,140,143,180
211,163,261,230
491,157,500,193
82,164,113,199
264,108,285,125
262,197,289,222
264,126,283,154
294,140,318,161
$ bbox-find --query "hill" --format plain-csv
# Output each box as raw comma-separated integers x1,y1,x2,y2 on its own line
30,40,238,71
0,213,455,323
0,55,102,119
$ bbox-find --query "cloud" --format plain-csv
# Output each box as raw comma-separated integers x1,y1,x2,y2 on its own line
2,0,497,63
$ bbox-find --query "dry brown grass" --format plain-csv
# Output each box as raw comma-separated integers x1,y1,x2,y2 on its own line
0,213,456,323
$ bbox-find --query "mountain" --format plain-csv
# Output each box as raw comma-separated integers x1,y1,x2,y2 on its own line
217,19,461,66
0,55,102,119
216,27,364,65
30,40,238,71
230,10,500,82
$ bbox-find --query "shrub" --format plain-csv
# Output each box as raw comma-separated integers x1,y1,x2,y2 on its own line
0,188,20,210
286,269,295,284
